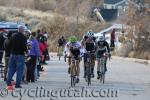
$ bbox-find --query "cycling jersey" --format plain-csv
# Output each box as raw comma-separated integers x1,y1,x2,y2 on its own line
96,41,110,58
81,38,96,52
65,41,81,57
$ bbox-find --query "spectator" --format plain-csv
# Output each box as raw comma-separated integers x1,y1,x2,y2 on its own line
39,37,47,65
7,26,27,89
0,32,5,64
3,32,13,81
43,31,48,39
110,29,116,49
26,32,40,82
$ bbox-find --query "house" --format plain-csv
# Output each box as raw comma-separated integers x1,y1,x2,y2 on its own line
92,0,142,22
104,0,128,10
104,0,143,10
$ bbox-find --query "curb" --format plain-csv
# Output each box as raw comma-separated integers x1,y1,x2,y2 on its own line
112,56,150,65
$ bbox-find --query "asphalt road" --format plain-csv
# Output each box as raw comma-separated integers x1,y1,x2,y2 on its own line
0,56,150,100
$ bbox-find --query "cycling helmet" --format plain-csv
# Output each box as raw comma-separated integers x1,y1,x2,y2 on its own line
97,36,105,42
69,36,77,43
86,30,94,37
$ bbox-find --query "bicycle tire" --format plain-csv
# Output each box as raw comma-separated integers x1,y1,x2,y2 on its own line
59,55,61,61
99,57,106,84
70,59,76,87
87,63,91,86
102,74,105,84
71,76,75,87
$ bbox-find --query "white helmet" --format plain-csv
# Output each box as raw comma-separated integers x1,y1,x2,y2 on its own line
97,36,105,42
86,30,94,37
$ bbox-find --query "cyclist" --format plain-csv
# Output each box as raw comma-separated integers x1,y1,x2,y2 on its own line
81,30,96,78
57,36,66,56
58,36,66,47
96,36,111,79
65,36,81,83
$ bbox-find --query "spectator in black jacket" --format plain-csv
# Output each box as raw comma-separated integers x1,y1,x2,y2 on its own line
0,32,5,64
7,26,27,88
3,32,13,81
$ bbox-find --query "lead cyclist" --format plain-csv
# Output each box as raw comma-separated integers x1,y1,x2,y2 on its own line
81,30,96,78
64,36,82,83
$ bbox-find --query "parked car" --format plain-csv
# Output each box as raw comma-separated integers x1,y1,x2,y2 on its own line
0,21,31,34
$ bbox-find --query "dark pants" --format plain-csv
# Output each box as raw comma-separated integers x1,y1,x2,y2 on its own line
26,56,37,82
110,40,115,48
0,51,3,63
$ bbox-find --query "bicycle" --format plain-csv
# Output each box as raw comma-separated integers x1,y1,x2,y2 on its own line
85,51,95,86
70,55,78,87
57,46,64,61
97,53,108,84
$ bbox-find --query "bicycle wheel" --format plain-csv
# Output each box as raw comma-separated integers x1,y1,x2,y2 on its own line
100,58,105,84
102,73,105,84
59,55,61,61
87,63,91,86
71,76,76,87
100,74,102,83
70,63,76,87
57,47,60,60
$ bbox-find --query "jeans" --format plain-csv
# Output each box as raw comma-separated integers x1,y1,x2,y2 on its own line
4,57,9,80
7,55,24,86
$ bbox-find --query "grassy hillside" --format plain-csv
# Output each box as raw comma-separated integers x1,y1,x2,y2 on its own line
0,0,103,16
0,5,109,51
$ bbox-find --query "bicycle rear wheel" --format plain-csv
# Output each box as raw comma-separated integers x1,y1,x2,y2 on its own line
59,55,61,61
70,64,76,87
71,76,76,87
87,63,91,86
99,58,106,84
102,74,105,84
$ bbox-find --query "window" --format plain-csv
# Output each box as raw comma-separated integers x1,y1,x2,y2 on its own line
106,4,113,9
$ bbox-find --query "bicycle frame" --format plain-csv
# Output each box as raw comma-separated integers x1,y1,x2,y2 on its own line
57,46,64,61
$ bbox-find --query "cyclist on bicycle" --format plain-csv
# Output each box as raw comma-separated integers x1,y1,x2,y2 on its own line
57,36,66,56
66,36,81,83
58,36,66,47
96,36,111,79
81,30,96,78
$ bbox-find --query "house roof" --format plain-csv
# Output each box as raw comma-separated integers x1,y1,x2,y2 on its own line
115,1,128,7
104,0,124,4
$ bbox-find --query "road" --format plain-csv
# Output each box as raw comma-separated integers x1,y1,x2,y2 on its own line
0,56,150,100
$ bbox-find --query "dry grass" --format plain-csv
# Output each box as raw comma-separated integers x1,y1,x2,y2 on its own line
116,40,134,57
0,6,109,52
